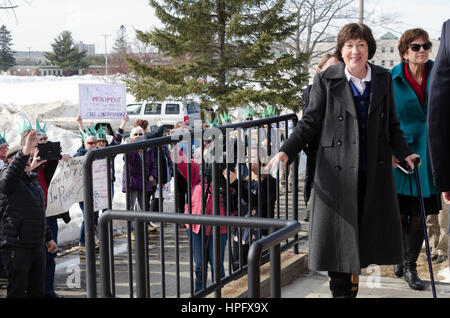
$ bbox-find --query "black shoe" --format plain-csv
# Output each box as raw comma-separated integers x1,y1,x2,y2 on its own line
403,268,425,291
393,264,404,277
43,292,64,298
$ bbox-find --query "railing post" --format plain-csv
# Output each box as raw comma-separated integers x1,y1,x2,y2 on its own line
248,241,263,298
99,215,112,298
135,220,147,298
83,153,97,298
270,241,281,298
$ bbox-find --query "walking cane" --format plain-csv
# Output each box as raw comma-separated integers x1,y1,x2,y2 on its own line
412,158,437,298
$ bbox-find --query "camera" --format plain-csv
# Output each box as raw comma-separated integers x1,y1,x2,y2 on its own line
37,141,62,161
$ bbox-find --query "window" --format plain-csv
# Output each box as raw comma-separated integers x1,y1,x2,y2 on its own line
186,102,199,114
390,60,394,67
381,47,385,53
165,103,180,114
381,60,385,67
144,103,162,115
390,47,394,53
126,103,142,115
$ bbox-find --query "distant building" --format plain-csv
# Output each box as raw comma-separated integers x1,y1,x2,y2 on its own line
7,66,40,76
75,42,95,56
85,65,121,76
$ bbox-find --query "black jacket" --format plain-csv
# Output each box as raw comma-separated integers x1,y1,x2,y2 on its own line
0,151,52,248
428,19,450,192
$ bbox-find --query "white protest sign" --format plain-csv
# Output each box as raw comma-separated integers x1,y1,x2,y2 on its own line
79,83,126,119
92,159,108,211
46,157,84,217
46,158,109,216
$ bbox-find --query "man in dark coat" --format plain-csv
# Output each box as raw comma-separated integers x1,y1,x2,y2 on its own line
0,131,57,298
427,19,450,259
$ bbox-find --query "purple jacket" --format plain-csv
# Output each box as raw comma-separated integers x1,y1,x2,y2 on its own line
122,149,157,193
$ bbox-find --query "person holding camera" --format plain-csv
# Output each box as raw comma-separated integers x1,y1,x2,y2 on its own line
0,130,57,298
20,120,71,298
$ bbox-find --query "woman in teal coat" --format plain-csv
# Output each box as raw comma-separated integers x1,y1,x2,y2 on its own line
390,28,441,291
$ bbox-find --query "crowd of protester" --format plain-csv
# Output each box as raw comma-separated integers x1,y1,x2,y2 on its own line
0,19,450,299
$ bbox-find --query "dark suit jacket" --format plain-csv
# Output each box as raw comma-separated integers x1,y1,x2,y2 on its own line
428,19,450,192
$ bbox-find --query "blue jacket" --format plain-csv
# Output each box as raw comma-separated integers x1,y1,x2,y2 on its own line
390,60,437,197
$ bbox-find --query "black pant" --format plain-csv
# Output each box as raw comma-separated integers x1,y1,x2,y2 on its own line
1,246,46,298
175,170,187,213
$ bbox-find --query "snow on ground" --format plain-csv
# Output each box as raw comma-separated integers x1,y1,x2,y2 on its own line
0,74,137,246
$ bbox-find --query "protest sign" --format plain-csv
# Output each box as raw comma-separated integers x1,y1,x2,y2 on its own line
92,159,108,211
46,157,84,217
79,83,126,119
46,158,109,216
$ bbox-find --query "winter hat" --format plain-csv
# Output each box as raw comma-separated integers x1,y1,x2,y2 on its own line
6,145,23,160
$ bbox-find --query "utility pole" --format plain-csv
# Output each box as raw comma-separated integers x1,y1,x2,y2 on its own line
101,34,111,75
358,0,364,24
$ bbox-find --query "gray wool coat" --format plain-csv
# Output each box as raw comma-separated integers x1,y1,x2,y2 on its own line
281,62,413,274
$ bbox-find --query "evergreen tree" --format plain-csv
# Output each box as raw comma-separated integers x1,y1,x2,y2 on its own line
0,24,15,72
126,0,309,115
44,30,88,76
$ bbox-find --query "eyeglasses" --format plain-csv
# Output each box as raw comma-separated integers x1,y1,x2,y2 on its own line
98,140,107,143
133,133,143,136
409,41,432,52
86,141,98,145
39,137,48,142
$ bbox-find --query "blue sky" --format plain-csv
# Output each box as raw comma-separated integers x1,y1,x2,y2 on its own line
1,0,449,53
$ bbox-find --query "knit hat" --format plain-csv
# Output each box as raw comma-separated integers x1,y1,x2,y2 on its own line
6,145,23,160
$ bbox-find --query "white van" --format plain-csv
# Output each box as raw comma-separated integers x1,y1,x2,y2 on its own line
92,99,201,135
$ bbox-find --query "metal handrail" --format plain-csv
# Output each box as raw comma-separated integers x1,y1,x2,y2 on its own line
82,113,300,298
97,211,301,298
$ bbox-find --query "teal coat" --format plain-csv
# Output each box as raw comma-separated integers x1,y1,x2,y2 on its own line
390,60,437,198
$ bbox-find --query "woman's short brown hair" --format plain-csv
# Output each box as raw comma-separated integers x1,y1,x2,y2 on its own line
334,23,377,62
398,28,431,62
134,119,148,131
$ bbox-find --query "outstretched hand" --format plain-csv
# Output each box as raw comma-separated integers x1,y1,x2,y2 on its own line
266,151,289,175
23,130,38,156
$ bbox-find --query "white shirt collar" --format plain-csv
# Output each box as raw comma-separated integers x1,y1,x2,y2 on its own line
345,63,372,95
344,63,372,82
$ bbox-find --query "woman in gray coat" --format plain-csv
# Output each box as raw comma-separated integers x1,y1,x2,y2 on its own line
268,23,419,298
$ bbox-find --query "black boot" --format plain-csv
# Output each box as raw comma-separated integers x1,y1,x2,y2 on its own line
394,264,404,277
404,228,425,291
329,272,352,298
394,216,408,277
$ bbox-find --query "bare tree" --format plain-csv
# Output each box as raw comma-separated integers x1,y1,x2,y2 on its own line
279,0,355,74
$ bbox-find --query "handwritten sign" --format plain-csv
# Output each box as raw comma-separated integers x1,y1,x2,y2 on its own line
46,158,109,216
92,159,108,211
79,83,126,119
46,157,84,217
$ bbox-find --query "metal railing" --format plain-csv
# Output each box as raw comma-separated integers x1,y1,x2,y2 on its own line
82,113,302,298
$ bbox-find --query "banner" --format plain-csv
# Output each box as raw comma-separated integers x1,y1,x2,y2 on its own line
79,83,127,119
46,158,109,216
